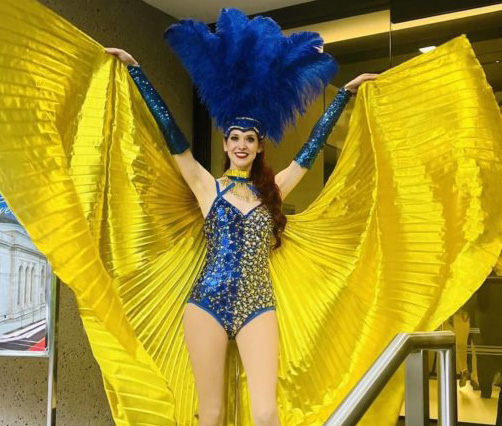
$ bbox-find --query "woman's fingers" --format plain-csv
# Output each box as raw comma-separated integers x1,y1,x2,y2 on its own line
343,73,379,93
104,47,121,54
103,47,138,66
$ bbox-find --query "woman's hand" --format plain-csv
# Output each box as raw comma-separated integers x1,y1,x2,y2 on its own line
104,47,139,67
344,73,378,94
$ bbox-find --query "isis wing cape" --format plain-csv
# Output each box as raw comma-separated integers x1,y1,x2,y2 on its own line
1,1,502,424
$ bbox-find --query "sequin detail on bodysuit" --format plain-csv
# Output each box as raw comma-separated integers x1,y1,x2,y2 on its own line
187,179,276,339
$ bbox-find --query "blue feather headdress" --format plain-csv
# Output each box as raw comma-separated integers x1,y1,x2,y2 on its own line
164,8,338,143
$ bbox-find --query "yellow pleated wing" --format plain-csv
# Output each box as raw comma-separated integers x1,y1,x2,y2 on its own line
0,0,205,424
1,1,502,425
270,36,502,425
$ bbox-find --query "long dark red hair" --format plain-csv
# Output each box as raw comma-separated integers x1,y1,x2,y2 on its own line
223,145,287,249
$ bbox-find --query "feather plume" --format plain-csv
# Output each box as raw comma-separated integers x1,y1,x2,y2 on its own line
164,8,338,143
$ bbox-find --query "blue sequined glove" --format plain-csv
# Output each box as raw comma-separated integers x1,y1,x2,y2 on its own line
294,87,353,169
127,64,190,155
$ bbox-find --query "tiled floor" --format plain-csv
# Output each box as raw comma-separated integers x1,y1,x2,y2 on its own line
400,379,500,425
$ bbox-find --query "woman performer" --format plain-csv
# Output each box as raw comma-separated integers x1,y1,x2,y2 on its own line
106,10,376,424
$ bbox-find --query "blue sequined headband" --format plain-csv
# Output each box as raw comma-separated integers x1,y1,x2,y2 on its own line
224,117,264,139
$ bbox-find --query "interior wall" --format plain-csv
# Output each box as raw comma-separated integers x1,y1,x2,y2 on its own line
0,0,191,425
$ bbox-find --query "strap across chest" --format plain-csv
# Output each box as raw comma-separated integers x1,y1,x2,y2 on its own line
212,179,263,218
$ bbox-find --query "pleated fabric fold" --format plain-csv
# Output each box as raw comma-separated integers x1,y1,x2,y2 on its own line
0,0,204,424
270,35,502,425
1,1,502,425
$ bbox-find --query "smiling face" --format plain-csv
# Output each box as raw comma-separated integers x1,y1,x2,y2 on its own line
223,129,263,171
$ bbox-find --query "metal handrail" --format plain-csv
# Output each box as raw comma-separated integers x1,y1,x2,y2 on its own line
325,331,457,426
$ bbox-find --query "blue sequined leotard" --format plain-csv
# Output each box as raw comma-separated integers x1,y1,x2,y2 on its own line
125,63,351,339
187,179,276,340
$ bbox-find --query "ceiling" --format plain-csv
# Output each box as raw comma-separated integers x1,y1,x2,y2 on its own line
139,0,312,23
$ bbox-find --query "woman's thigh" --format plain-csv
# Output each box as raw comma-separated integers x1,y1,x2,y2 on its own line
235,310,280,406
183,303,229,411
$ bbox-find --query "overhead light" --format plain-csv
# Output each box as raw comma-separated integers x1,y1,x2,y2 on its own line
419,46,437,53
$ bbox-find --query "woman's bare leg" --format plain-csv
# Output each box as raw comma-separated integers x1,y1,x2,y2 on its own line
183,303,229,426
235,310,281,426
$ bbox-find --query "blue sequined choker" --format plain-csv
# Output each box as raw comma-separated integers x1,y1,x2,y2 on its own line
224,169,251,180
227,176,251,183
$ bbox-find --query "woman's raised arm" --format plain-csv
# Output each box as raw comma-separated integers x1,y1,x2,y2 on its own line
105,48,214,206
275,73,378,200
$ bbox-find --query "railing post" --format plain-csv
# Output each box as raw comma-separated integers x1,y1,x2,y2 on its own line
405,350,429,426
437,348,457,426
323,332,455,426
46,276,60,426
